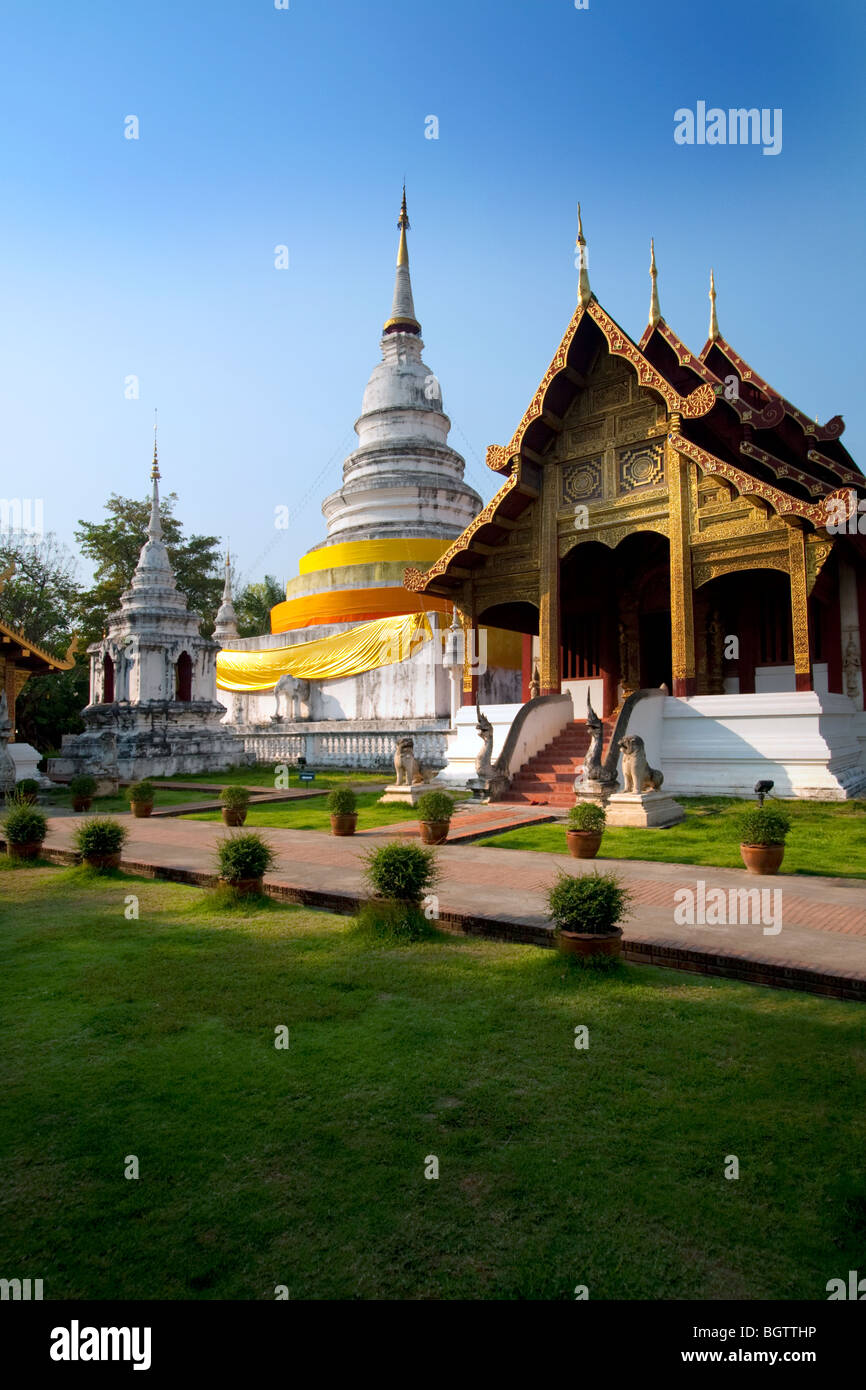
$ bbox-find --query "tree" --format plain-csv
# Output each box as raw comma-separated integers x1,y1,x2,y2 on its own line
0,532,89,752
74,492,223,646
235,574,285,637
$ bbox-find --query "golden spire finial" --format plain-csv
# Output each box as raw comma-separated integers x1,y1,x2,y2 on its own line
709,268,720,340
648,237,661,328
151,408,160,480
396,184,410,269
576,202,591,310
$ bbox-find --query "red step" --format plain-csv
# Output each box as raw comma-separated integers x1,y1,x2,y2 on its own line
502,717,615,806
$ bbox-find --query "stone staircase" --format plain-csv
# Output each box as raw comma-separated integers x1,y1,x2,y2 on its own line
502,717,616,807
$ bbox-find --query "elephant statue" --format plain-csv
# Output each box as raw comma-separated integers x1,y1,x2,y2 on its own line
272,674,312,722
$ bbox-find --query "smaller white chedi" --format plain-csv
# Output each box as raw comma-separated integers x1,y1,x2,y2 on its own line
50,443,248,781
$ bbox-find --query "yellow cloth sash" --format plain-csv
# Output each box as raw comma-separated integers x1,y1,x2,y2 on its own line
270,587,452,633
298,537,447,575
217,612,433,692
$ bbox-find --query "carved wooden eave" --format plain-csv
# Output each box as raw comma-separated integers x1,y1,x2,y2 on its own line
0,618,76,674
738,441,832,498
671,433,851,530
485,297,716,479
700,333,848,449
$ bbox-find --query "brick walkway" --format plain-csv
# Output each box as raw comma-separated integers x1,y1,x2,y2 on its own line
22,814,866,1002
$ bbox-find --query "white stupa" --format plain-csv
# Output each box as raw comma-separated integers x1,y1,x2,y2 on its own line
51,440,248,780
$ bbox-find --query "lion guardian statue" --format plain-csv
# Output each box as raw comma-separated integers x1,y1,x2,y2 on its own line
394,736,423,786
619,734,664,793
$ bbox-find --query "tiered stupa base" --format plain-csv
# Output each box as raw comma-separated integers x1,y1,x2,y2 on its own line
50,701,250,781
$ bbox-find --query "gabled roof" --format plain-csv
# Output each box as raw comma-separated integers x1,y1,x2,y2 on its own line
0,619,76,674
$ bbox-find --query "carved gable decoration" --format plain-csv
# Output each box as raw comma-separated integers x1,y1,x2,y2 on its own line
618,440,664,492
561,456,603,503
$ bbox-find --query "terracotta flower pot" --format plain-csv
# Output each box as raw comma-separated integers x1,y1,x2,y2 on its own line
83,852,122,870
330,813,357,836
566,829,603,859
419,820,450,845
557,926,623,958
131,802,153,818
218,875,263,896
740,843,785,875
7,841,43,860
72,797,93,812
222,808,248,827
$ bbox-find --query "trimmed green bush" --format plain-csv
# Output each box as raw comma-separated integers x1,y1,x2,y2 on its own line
220,785,251,810
74,817,129,859
546,870,630,935
69,774,98,797
18,778,40,796
567,802,606,833
128,780,155,804
416,790,455,824
363,841,438,903
738,807,791,846
327,785,357,816
216,832,276,883
3,804,48,845
353,898,434,943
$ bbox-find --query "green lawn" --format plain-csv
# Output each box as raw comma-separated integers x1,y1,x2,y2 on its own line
44,787,209,815
151,764,389,790
476,797,866,879
183,789,468,832
1,863,864,1300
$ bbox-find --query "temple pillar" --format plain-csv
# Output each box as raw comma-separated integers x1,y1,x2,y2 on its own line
667,428,696,697
788,525,813,691
461,604,478,707
538,468,561,695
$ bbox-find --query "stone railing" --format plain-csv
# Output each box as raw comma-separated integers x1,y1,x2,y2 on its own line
238,724,449,771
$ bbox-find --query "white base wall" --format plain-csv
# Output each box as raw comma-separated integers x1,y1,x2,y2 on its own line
658,692,866,800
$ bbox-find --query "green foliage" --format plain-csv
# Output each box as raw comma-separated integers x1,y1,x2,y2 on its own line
567,802,606,833
128,780,155,803
327,785,357,815
74,817,129,858
69,775,98,797
546,870,630,935
74,492,223,644
234,575,285,638
362,841,438,903
216,832,276,883
2,804,48,844
738,807,791,845
353,898,435,943
219,785,251,809
416,790,455,824
17,779,40,796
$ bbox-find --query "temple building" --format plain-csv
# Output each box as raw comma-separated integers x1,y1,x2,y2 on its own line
405,214,866,800
216,191,521,765
0,602,75,787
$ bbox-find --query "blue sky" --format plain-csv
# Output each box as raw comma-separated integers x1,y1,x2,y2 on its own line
1,0,864,593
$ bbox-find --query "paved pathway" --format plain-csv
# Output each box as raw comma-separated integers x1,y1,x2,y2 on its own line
25,814,866,1000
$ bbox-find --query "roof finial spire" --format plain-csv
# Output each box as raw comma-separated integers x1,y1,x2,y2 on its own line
214,543,240,642
383,184,421,335
648,237,661,328
709,268,720,340
151,408,160,480
147,412,162,542
576,202,592,310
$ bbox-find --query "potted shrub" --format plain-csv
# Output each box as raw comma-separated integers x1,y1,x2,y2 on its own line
738,806,791,875
220,785,251,827
3,804,48,860
70,774,98,812
74,816,129,870
416,789,455,845
566,801,606,859
359,841,439,942
547,869,630,959
128,780,155,818
328,784,358,836
17,778,40,805
216,832,276,895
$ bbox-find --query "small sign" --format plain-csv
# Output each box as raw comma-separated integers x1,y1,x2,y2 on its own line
298,771,316,782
